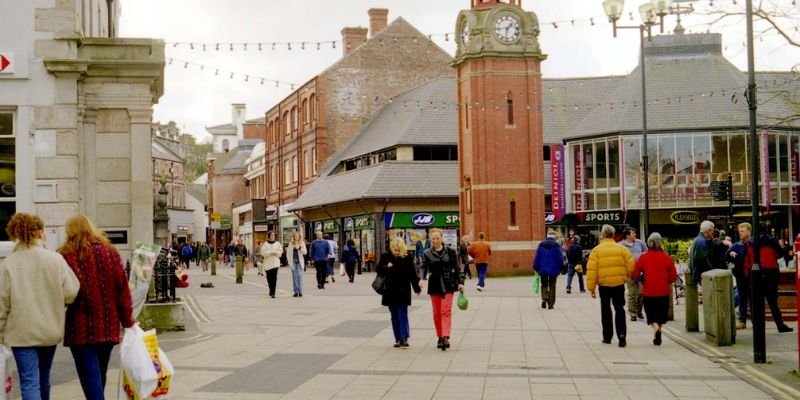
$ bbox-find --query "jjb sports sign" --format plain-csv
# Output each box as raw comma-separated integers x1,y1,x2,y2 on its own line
581,211,624,225
384,212,460,228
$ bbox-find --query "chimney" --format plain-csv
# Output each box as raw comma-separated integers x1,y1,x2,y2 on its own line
232,103,246,138
368,8,389,37
341,26,368,57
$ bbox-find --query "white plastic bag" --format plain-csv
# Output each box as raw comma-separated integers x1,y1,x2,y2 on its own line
119,325,158,399
0,346,12,400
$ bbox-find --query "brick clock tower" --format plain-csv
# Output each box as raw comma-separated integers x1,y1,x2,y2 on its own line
453,0,546,274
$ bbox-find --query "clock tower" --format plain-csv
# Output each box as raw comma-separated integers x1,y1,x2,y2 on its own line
453,0,546,274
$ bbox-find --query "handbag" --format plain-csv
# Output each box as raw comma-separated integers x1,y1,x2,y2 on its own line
532,273,540,294
371,273,388,295
575,264,583,274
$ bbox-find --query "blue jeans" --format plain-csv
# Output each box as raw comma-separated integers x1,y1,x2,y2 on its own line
388,305,410,341
476,263,488,287
70,343,115,400
566,264,585,291
292,260,304,294
12,346,57,400
327,258,335,276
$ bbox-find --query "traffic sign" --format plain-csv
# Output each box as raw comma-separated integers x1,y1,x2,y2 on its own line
0,53,13,74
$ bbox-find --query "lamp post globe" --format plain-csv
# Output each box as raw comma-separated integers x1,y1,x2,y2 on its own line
651,0,673,16
639,3,657,25
603,0,625,21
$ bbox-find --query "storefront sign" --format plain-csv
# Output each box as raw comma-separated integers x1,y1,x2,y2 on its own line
582,211,624,225
550,145,566,221
670,211,701,225
574,146,587,212
353,215,373,230
544,212,557,225
792,139,800,213
322,220,338,234
384,212,460,228
254,224,269,232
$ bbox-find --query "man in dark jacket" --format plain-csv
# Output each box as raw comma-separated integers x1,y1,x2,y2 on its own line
566,236,585,294
533,231,564,309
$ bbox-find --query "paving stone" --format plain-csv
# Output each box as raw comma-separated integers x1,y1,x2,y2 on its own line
314,320,389,338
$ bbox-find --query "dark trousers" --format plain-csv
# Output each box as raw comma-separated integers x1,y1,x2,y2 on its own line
265,268,278,296
345,262,356,282
463,262,472,278
70,343,115,400
566,264,585,291
759,269,787,327
599,285,627,341
734,271,750,323
389,305,410,341
541,275,558,307
314,261,327,288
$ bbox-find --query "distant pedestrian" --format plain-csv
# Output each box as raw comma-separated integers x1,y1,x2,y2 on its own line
468,232,492,291
198,242,211,271
377,237,422,348
254,240,265,276
287,232,307,297
225,241,236,267
422,228,464,351
632,233,677,346
566,235,585,294
180,242,193,269
235,239,249,271
457,236,472,280
416,234,431,280
728,225,749,329
325,234,338,283
688,221,714,286
59,214,136,399
191,241,199,266
310,231,331,289
587,224,634,347
0,213,80,400
532,230,563,309
341,239,360,283
619,227,647,321
259,231,283,299
739,224,793,333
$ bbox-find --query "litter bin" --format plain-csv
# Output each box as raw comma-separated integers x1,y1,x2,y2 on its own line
702,269,736,346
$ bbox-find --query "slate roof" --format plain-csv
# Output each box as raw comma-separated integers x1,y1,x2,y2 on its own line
334,77,457,162
244,117,266,124
151,140,183,163
186,183,208,206
206,123,235,132
288,161,457,210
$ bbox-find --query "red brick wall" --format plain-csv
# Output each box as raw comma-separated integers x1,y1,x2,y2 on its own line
243,122,266,141
457,57,545,274
211,173,249,218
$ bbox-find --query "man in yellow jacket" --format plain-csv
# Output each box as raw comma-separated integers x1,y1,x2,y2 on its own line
587,224,635,347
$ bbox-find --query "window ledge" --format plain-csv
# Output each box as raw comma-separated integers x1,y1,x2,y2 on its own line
508,226,520,231
505,124,517,129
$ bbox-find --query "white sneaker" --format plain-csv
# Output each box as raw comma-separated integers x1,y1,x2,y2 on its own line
476,285,483,292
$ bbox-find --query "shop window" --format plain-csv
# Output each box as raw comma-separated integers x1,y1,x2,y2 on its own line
0,111,16,241
607,139,620,187
779,134,789,185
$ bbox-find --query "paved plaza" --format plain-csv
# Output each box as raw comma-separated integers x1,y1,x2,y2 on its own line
31,266,800,400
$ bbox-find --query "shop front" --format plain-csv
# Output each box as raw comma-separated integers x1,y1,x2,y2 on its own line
343,215,377,265
384,211,460,252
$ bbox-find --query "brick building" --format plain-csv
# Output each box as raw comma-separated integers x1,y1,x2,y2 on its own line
260,8,454,243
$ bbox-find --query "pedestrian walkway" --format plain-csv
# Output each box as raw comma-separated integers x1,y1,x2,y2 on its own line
31,267,799,399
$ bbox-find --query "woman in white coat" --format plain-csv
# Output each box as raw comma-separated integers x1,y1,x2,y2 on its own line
259,231,283,298
286,232,307,297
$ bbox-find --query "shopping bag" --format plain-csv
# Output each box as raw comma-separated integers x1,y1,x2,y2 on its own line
118,324,174,400
339,263,346,277
457,290,469,311
575,264,583,274
0,346,12,400
532,274,540,294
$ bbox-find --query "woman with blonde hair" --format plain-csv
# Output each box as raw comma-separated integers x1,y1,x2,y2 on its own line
377,237,422,348
59,214,135,399
286,231,307,297
0,213,79,400
422,228,464,351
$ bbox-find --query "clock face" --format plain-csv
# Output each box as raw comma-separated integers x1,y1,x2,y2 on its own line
494,15,521,43
460,21,470,45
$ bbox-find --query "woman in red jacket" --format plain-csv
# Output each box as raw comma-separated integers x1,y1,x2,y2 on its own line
59,215,135,400
632,232,677,346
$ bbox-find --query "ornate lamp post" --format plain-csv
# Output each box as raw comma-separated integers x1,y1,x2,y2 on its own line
154,175,170,248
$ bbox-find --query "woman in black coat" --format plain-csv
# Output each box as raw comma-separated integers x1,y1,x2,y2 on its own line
423,228,465,351
377,237,422,348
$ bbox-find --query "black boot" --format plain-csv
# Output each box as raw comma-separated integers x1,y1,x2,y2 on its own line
437,337,444,349
442,336,450,350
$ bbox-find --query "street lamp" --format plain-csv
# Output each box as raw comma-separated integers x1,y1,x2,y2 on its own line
602,0,661,238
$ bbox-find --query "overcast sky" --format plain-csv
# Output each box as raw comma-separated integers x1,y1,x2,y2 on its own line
119,0,798,140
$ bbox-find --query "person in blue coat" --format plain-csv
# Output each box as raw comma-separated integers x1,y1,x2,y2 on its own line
533,231,564,309
341,239,361,283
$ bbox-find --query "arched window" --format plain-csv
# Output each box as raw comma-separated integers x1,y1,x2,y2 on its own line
268,121,274,146
302,99,309,126
309,94,317,125
291,106,298,133
283,112,290,136
222,139,230,152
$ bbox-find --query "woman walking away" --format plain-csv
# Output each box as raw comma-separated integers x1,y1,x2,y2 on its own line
341,239,360,283
0,213,80,400
632,232,677,346
287,232,307,297
586,224,635,347
377,238,422,348
59,214,135,400
260,231,283,298
423,228,464,351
